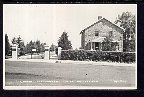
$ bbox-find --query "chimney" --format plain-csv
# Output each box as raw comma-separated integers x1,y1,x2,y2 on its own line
98,16,102,20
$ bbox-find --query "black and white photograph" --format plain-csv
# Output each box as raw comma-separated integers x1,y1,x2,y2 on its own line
3,4,137,90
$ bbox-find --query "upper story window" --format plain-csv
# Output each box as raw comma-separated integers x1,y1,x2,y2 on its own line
109,31,113,37
120,37,122,40
95,31,99,36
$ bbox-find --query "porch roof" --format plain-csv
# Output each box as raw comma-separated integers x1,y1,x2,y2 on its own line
111,39,120,42
91,37,120,42
91,37,105,42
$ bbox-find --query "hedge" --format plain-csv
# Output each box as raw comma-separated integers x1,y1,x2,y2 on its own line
60,50,135,63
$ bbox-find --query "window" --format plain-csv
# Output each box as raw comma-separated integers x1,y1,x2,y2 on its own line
95,31,99,36
109,31,113,37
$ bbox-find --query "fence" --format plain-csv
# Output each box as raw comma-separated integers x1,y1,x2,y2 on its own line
60,50,135,63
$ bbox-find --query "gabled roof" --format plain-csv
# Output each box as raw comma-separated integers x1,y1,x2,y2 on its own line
80,18,124,34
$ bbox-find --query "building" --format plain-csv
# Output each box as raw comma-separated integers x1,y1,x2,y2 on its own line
80,16,124,51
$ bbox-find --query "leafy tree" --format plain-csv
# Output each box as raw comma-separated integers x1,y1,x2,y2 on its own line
102,36,113,51
5,34,10,56
25,40,45,54
25,43,31,53
102,36,119,51
19,41,25,55
58,32,72,50
36,40,41,53
26,41,35,58
40,43,45,52
27,41,34,53
115,11,136,52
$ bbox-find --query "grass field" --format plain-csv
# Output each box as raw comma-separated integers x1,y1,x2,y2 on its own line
5,60,135,87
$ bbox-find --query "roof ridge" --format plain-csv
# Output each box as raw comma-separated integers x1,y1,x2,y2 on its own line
80,18,124,34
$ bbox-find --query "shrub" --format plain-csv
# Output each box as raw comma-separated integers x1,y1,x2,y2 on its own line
55,47,58,55
60,50,135,63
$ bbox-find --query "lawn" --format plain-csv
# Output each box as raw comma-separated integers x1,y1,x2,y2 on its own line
5,60,135,87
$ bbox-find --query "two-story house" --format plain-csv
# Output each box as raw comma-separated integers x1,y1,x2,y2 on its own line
80,16,124,51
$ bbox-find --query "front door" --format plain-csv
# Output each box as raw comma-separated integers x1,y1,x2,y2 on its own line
95,42,99,50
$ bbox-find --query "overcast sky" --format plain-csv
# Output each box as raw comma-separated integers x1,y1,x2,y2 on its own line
3,4,136,49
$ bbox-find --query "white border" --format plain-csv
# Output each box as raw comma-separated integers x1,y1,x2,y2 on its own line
4,86,136,90
3,4,137,90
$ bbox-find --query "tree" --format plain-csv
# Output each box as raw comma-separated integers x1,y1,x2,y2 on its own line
25,42,31,54
50,43,57,52
50,43,55,51
5,34,10,56
55,46,58,55
19,41,25,55
36,40,41,53
25,40,45,54
16,35,22,48
58,32,72,50
40,43,45,52
12,37,17,44
12,36,25,55
102,36,113,51
29,40,35,52
115,11,136,52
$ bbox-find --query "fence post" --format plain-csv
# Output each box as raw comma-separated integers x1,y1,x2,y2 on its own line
44,45,50,60
12,44,18,60
58,47,62,60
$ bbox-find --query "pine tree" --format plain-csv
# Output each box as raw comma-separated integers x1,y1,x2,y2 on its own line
50,43,57,51
5,34,10,56
12,37,17,44
58,32,72,50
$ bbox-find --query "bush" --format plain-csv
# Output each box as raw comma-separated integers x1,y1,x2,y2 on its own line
60,50,135,63
55,47,58,55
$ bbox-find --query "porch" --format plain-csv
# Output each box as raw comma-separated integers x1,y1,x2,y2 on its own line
88,37,122,51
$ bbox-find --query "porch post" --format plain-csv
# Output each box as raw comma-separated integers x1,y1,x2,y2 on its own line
91,42,93,50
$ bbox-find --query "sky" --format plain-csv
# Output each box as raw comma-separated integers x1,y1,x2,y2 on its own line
3,4,137,49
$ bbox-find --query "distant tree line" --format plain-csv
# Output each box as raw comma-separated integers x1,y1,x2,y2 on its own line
5,35,49,56
5,34,64,57
25,40,45,54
